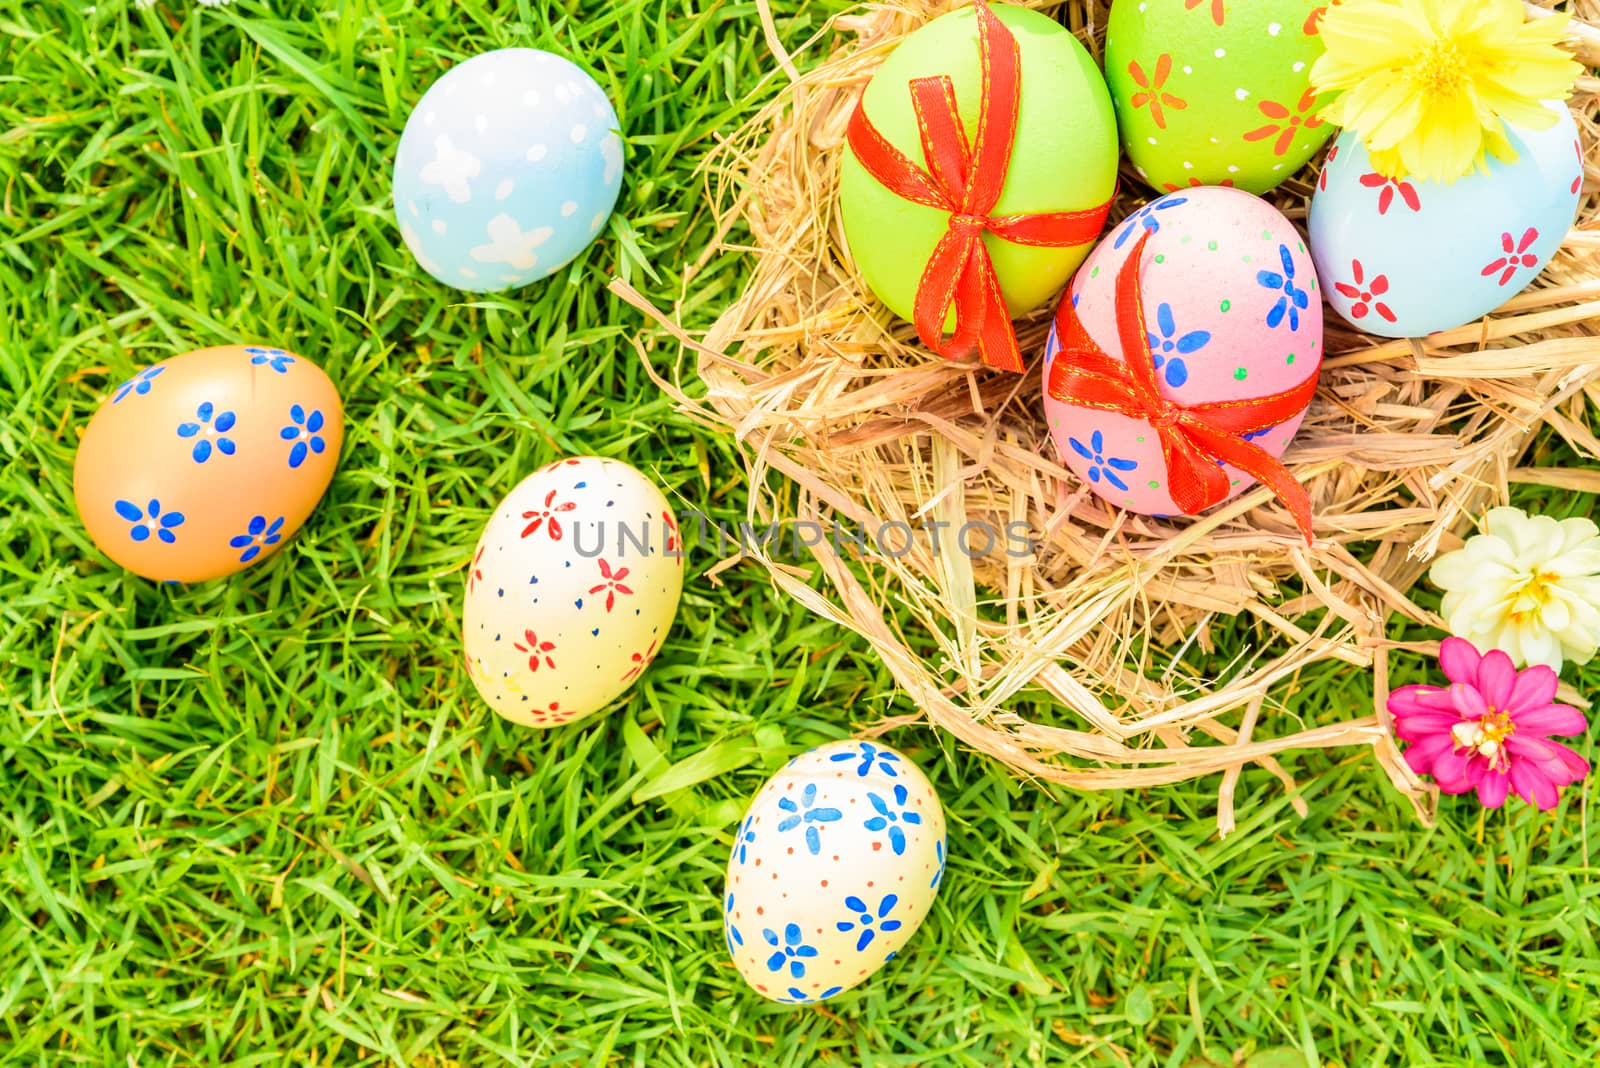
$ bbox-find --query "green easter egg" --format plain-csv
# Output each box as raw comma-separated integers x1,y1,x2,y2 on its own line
840,4,1118,331
1106,0,1331,195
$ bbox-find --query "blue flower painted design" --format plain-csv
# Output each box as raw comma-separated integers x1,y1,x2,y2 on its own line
931,838,946,890
1242,426,1273,443
1145,303,1210,389
776,783,842,855
863,783,923,855
175,401,238,463
111,366,163,404
1069,431,1138,492
762,924,818,979
114,498,185,544
778,985,843,1005
734,814,756,864
836,893,904,952
1113,195,1187,250
228,515,285,563
724,893,743,958
1257,244,1309,331
280,404,327,469
829,741,900,778
246,346,295,373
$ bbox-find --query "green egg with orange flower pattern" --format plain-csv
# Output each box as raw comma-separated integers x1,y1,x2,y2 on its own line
840,3,1118,334
1106,0,1332,195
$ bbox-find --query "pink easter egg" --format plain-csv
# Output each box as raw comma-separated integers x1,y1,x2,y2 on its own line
1042,186,1322,519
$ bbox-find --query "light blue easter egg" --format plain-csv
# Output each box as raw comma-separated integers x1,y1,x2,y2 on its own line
1309,101,1582,338
392,48,624,292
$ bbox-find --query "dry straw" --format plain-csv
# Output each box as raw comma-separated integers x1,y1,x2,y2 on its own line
615,0,1600,832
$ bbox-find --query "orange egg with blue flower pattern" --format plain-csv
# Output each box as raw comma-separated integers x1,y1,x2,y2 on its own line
73,345,343,583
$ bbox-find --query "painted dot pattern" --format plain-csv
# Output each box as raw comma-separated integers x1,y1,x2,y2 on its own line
462,456,683,728
1106,0,1332,196
723,740,947,1004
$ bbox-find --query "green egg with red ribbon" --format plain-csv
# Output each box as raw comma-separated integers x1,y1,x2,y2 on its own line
839,0,1119,374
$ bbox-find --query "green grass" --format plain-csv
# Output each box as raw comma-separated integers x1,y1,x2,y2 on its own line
2,1,1598,1064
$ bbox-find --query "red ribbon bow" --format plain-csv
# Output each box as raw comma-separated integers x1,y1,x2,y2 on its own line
1046,230,1318,543
846,0,1112,374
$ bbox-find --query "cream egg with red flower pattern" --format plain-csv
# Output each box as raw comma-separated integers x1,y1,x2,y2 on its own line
462,456,682,728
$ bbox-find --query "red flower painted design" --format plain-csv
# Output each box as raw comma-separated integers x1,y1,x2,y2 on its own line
515,629,556,672
539,458,583,474
520,489,576,540
1318,144,1339,190
1574,139,1585,195
527,700,565,725
1184,0,1225,26
1127,54,1187,131
1358,171,1421,214
467,545,485,591
1481,228,1540,286
1243,88,1323,157
1160,177,1235,193
622,639,660,682
588,558,634,612
1304,6,1326,36
1334,260,1396,323
663,512,680,559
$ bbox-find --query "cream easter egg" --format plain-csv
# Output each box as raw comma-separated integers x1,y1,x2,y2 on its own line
723,740,946,1004
1309,102,1583,338
1043,187,1322,519
1106,0,1330,194
462,456,682,727
73,345,343,583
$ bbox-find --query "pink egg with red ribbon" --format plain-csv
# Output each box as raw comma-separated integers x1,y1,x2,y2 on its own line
1042,186,1323,539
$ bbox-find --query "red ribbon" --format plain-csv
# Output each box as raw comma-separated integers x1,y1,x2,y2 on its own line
846,0,1112,374
1046,230,1318,543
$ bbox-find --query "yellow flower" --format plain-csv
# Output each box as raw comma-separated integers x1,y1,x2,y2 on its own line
1311,0,1580,184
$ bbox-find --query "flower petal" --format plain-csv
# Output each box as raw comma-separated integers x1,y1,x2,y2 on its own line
1474,649,1516,709
1475,768,1510,808
1502,663,1558,716
1508,759,1560,811
1438,637,1482,685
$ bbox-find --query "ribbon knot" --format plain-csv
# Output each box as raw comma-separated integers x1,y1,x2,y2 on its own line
1046,230,1319,544
1148,403,1181,432
846,0,1113,374
949,212,989,235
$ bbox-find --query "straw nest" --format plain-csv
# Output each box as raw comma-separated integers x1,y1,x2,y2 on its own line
616,0,1600,831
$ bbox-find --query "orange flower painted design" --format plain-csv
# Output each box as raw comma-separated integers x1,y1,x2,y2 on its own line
1304,6,1326,36
1185,0,1225,26
1243,88,1323,157
1127,54,1187,131
1161,177,1235,193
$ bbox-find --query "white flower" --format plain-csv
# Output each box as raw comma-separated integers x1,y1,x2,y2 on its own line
1430,506,1600,670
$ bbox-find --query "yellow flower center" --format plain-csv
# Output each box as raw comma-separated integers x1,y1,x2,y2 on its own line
1508,569,1561,624
1451,710,1516,772
1408,40,1467,101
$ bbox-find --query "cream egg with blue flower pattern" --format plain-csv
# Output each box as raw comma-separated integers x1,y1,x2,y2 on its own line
723,740,947,1003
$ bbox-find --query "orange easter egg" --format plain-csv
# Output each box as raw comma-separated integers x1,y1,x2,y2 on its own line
73,345,343,582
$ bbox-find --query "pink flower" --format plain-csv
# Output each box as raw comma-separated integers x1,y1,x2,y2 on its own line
1388,638,1589,810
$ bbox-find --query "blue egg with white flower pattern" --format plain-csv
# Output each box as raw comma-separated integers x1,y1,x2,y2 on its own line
722,739,946,1004
392,48,624,292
